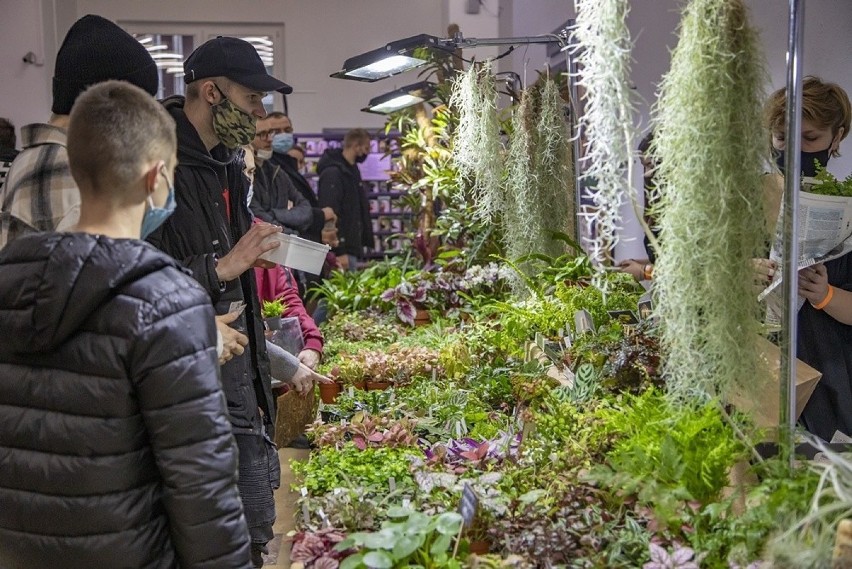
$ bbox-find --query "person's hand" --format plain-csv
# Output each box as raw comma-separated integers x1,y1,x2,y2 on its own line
618,259,646,282
215,311,248,365
288,363,333,396
321,226,339,247
322,207,338,223
753,258,777,287
215,222,282,281
298,349,322,370
337,254,350,270
799,263,830,306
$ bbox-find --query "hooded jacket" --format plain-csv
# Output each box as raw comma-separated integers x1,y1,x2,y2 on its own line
0,233,251,569
147,96,274,434
269,152,325,242
250,158,315,234
317,148,373,258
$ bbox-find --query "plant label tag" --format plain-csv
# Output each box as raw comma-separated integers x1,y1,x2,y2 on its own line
402,498,411,509
534,331,546,350
317,507,330,528
388,392,395,404
564,367,576,386
638,293,653,321
459,483,479,528
814,452,832,465
348,387,354,397
389,477,396,492
563,333,573,348
300,487,308,498
574,310,595,335
432,368,438,382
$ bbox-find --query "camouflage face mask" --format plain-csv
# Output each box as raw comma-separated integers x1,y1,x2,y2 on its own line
211,84,256,149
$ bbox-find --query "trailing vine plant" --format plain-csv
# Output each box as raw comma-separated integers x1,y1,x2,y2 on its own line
651,0,769,400
449,60,504,223
574,0,636,268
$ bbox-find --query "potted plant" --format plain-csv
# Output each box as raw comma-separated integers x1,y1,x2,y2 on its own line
262,298,286,331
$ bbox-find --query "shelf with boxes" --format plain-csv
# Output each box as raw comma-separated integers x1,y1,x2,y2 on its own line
295,131,412,259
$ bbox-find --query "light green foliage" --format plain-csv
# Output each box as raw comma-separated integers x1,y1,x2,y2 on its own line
261,298,285,318
310,260,410,315
652,0,769,400
809,162,852,197
449,61,504,223
336,509,465,569
593,390,746,510
291,444,416,496
502,80,576,270
764,445,852,568
574,0,636,266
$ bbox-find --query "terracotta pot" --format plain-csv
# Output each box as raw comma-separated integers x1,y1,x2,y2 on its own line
318,381,342,404
349,381,367,391
366,381,391,391
468,541,490,555
414,308,430,327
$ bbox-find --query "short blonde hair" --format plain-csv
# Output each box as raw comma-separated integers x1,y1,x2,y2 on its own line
68,80,176,193
343,128,371,149
765,76,851,157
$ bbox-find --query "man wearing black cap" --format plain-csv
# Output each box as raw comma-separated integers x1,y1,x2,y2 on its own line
0,15,159,248
144,36,294,567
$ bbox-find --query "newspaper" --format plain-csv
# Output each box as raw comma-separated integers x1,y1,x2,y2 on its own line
760,179,852,323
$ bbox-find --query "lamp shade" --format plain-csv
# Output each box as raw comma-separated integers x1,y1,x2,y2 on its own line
331,34,440,82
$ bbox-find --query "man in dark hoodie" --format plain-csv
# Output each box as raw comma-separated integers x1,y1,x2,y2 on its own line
317,128,374,269
0,80,252,568
145,36,293,567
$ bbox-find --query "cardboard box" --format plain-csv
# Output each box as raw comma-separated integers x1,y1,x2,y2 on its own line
728,336,822,432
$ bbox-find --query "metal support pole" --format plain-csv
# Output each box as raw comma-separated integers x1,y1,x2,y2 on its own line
564,26,584,245
780,0,805,469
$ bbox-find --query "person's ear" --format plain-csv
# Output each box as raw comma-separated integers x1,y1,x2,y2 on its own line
202,80,222,105
832,127,845,155
143,161,165,197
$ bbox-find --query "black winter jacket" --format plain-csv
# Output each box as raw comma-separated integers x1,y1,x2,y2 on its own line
317,148,373,258
250,158,316,234
269,151,325,243
147,96,274,434
0,233,251,569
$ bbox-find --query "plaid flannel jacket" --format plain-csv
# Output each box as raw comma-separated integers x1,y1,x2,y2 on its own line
0,124,79,249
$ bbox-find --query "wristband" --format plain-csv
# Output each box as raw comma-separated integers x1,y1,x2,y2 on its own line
643,264,654,281
811,285,835,310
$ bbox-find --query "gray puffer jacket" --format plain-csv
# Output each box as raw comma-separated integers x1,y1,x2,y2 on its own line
0,233,251,569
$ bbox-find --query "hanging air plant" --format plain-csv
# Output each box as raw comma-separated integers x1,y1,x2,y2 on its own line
574,0,635,267
533,78,576,254
652,0,769,400
503,79,575,264
449,60,504,222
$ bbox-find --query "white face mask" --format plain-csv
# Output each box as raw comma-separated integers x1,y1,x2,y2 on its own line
256,148,273,161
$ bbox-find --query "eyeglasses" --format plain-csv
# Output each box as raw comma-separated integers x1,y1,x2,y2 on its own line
255,128,292,139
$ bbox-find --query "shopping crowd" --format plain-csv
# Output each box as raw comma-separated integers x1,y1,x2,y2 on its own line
0,14,376,569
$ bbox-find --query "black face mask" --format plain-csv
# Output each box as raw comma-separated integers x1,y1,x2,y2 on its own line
355,153,369,164
774,146,832,177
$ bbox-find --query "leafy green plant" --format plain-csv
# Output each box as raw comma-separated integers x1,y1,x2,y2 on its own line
292,444,416,496
261,298,285,318
651,0,770,400
336,509,466,569
808,162,852,196
589,391,747,526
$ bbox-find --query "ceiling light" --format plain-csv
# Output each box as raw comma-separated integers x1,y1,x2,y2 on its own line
331,34,440,82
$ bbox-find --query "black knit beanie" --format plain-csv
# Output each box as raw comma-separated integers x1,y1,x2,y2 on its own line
52,15,158,115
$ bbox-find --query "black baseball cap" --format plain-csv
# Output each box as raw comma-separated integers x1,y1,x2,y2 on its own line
184,36,292,94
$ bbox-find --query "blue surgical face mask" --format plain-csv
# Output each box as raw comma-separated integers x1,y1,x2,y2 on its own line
141,168,177,239
272,132,294,154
